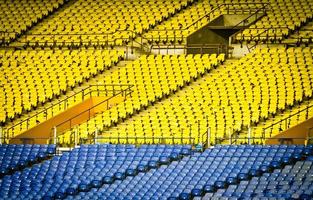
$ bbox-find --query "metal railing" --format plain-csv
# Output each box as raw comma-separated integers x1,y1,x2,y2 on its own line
8,30,151,58
82,136,196,146
0,136,52,145
231,26,290,51
144,2,269,45
54,117,211,147
143,2,268,55
230,6,268,30
215,135,312,145
53,85,134,136
149,43,228,55
3,84,134,141
236,26,290,41
2,2,269,50
285,29,313,44
18,31,130,46
262,103,313,138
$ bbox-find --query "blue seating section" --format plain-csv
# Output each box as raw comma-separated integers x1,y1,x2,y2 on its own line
209,158,313,199
68,145,312,200
0,144,56,177
0,144,312,200
0,144,190,199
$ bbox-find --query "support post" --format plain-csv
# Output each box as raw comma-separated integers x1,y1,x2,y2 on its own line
198,120,200,143
74,127,78,148
229,129,232,145
94,129,98,144
0,127,2,145
207,127,211,148
189,124,192,144
248,125,251,145
53,126,57,145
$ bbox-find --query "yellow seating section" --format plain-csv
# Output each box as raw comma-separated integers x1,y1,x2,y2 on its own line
57,54,225,145
248,99,313,142
0,0,65,42
16,0,193,46
0,49,124,124
237,0,313,41
81,47,313,145
143,0,221,44
284,21,313,44
1,0,311,45
142,0,312,43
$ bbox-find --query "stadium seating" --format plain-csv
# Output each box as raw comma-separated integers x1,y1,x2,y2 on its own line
236,0,313,42
284,21,313,44
56,54,224,146
0,144,191,199
142,0,313,44
241,99,313,143
0,49,124,126
212,158,313,199
0,144,56,177
0,0,66,44
15,0,194,47
68,145,312,200
143,0,221,44
143,0,269,44
91,47,313,145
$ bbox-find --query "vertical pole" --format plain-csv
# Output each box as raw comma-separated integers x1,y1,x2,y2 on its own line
229,129,232,145
207,127,211,148
0,126,2,145
262,128,264,144
174,30,176,44
181,129,183,144
198,120,200,144
94,129,98,144
189,124,192,145
248,125,251,145
74,127,78,148
53,126,57,145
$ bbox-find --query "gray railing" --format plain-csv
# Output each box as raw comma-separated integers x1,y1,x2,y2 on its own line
262,103,313,138
3,84,134,141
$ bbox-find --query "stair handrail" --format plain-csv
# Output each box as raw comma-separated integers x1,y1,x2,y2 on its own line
229,3,269,31
262,103,313,138
144,2,269,43
149,43,227,54
53,84,134,136
234,26,290,42
149,2,269,32
3,84,133,140
215,135,309,145
287,29,313,44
